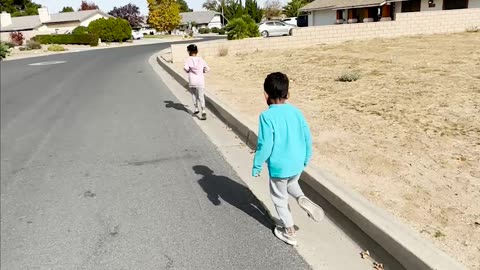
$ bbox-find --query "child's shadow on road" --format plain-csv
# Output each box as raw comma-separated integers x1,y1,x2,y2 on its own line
194,165,274,230
164,100,190,114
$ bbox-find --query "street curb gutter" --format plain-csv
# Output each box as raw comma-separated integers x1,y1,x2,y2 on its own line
155,51,465,270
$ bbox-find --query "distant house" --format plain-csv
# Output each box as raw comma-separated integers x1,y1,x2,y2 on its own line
300,0,480,26
0,8,111,40
180,11,226,29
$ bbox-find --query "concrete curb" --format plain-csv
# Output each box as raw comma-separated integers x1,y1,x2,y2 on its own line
155,50,465,270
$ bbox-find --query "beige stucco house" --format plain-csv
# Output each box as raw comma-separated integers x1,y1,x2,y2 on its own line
301,0,480,26
0,8,111,41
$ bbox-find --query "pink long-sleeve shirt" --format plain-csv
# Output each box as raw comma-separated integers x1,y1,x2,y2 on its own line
184,56,209,88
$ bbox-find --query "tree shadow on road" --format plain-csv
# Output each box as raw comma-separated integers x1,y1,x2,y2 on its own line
164,100,190,114
194,165,274,230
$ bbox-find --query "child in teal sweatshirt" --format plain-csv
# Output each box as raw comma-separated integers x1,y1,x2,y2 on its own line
252,72,324,246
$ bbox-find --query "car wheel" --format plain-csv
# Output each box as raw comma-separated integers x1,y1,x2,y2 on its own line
261,31,269,38
289,29,293,36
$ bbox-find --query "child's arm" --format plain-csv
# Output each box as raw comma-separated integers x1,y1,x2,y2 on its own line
203,60,210,73
183,59,191,73
252,114,274,176
303,118,313,167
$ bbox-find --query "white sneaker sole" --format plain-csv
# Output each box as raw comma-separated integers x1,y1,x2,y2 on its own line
273,226,297,246
298,196,325,222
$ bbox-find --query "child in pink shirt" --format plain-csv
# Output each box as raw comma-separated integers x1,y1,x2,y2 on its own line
184,44,210,120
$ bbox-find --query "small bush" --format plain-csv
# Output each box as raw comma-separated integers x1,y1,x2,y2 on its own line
211,27,219,33
225,15,260,40
19,46,29,51
0,42,11,59
198,28,208,34
10,31,24,46
33,34,98,46
72,26,89,35
218,29,226,35
48,45,66,52
337,71,361,82
218,47,228,57
88,17,132,42
3,42,15,48
26,40,42,50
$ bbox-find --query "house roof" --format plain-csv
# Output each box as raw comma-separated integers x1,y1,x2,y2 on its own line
47,10,111,24
0,15,42,31
300,0,387,11
0,9,111,32
180,11,220,25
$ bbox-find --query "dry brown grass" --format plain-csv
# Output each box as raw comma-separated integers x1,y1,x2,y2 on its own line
176,32,480,268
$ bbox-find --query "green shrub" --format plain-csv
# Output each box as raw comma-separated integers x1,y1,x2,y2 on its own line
198,28,208,34
225,15,260,40
218,29,226,35
88,17,132,42
26,40,42,50
337,71,361,82
3,42,15,48
0,42,11,59
72,26,89,35
33,34,98,46
48,45,66,51
19,46,29,51
211,27,219,33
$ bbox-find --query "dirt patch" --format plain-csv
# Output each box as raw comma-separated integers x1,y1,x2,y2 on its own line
176,32,480,268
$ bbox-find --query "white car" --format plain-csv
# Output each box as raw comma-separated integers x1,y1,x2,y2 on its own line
132,31,143,40
258,21,295,38
282,17,298,26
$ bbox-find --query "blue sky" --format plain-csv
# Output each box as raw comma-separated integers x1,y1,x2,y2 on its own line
36,0,283,15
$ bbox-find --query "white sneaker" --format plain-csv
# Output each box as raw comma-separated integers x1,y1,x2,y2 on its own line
273,226,297,246
297,196,325,222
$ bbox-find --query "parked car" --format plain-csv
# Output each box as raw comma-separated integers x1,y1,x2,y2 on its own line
282,17,298,26
258,21,295,38
132,31,143,40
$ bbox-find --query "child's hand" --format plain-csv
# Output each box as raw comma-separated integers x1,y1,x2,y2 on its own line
252,168,261,178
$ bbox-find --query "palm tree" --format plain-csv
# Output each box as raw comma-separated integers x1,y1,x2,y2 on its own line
283,0,308,17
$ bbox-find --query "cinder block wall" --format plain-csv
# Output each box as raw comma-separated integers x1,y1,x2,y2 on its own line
171,8,480,63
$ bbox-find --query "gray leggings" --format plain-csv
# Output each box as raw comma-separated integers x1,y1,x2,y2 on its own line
270,174,304,228
190,87,205,110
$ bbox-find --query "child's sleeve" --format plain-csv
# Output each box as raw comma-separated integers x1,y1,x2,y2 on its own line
203,60,210,73
252,114,274,176
303,117,313,167
183,58,190,73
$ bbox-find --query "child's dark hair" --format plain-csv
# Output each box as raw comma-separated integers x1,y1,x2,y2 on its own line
264,72,289,100
187,44,198,54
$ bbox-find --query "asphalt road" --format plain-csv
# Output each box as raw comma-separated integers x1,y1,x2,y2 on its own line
0,44,310,269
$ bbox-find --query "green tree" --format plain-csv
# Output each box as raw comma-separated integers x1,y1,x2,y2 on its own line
202,0,220,11
0,0,41,17
225,15,259,40
147,0,181,32
222,0,244,20
88,17,132,42
177,0,192,12
60,6,74,12
245,0,262,23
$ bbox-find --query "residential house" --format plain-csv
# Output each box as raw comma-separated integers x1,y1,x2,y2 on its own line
0,8,111,40
300,0,480,26
180,11,226,29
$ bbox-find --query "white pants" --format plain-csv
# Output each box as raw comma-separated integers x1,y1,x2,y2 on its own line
270,174,304,228
190,87,205,110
